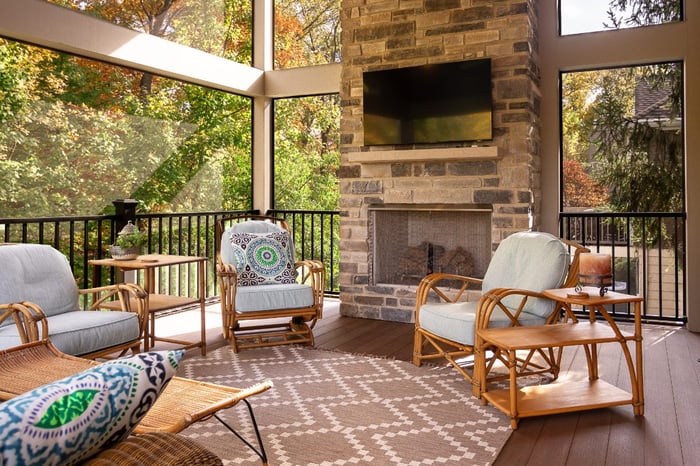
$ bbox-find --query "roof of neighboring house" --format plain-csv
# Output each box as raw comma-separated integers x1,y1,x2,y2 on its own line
634,77,675,120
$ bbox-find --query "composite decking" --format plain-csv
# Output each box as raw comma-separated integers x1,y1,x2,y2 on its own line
159,299,700,466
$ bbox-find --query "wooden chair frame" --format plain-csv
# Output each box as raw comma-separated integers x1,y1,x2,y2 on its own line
413,237,588,397
215,215,325,352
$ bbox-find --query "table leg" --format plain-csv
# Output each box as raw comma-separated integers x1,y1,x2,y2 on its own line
634,301,644,415
198,259,207,356
508,349,519,429
145,267,156,351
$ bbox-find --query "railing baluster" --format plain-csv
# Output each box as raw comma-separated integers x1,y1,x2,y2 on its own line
559,211,686,325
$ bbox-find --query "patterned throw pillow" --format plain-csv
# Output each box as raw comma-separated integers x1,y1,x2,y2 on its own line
0,350,184,466
228,230,297,286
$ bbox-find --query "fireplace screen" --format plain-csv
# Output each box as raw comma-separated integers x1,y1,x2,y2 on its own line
369,206,492,286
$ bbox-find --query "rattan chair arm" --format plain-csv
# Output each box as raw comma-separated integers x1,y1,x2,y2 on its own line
80,283,149,331
215,262,238,278
475,288,554,329
559,238,590,289
295,259,326,295
0,302,49,344
415,272,483,306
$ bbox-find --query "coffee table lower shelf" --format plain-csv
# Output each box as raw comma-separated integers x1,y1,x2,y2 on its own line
482,379,634,428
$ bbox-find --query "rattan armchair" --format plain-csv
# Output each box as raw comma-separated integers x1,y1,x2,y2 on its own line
413,231,588,397
0,243,148,359
216,215,325,352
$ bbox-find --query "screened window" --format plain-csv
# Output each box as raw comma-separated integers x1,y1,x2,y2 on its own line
273,94,340,210
560,0,682,35
46,0,253,65
274,0,341,69
0,38,252,218
560,62,683,214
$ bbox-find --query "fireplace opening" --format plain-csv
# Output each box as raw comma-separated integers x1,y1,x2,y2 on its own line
369,205,492,286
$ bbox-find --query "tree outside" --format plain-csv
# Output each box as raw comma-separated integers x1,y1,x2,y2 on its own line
561,0,683,216
561,63,683,215
0,0,341,218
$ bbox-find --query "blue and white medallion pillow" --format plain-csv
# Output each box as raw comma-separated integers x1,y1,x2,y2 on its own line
0,349,184,466
228,230,297,286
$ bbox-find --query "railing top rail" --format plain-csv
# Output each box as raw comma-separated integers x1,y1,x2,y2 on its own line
136,209,256,220
0,214,112,224
560,211,686,219
268,209,340,215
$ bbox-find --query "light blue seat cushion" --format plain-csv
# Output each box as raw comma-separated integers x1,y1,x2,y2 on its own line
418,231,569,346
235,283,315,313
419,302,546,346
0,243,140,356
0,311,140,356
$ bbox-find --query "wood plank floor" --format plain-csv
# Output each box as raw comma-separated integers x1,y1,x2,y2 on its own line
159,299,700,466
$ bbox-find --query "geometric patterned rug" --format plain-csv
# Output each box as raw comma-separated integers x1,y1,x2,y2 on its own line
179,345,511,465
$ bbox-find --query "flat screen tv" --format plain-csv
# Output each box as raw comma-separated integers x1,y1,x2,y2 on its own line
362,58,492,146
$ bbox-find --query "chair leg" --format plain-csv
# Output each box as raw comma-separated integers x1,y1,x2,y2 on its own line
412,329,424,367
213,398,268,465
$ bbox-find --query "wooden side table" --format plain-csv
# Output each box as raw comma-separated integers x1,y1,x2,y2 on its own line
90,254,208,355
477,287,644,429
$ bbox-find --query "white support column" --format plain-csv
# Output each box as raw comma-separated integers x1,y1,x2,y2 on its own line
684,0,699,331
251,0,274,214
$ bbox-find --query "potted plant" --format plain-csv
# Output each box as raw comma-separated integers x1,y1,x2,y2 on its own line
110,221,146,260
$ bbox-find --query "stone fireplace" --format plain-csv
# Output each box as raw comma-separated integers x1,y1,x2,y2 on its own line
338,0,541,323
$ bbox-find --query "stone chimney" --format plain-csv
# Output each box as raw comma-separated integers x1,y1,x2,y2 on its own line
338,0,541,322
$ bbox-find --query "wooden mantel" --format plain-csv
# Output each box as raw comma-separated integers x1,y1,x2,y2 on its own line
347,145,500,164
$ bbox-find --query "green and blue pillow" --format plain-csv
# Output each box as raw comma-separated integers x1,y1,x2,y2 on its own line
0,349,183,466
228,230,297,286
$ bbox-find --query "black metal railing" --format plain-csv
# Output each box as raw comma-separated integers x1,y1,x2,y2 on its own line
560,211,686,325
268,209,340,295
2,209,685,324
1,208,341,308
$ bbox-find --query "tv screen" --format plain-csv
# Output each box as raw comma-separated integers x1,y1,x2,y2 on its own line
362,58,492,146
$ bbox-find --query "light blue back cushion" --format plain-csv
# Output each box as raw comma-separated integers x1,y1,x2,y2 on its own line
482,231,569,318
0,244,79,325
418,231,569,346
0,350,183,466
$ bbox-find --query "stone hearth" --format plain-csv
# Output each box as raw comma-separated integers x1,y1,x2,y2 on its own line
338,0,541,323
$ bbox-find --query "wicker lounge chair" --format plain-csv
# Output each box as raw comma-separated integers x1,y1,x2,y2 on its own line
0,243,147,359
0,304,273,465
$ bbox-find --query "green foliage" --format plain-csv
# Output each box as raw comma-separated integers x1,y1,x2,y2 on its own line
273,95,340,211
588,65,683,214
1,2,340,220
606,0,682,29
275,0,341,68
115,229,147,248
